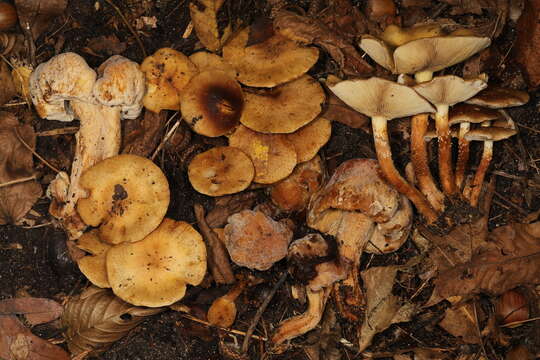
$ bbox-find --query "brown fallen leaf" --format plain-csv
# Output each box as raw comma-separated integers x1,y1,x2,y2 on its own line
0,112,42,225
438,300,484,344
514,0,540,88
322,92,370,131
122,110,167,157
0,315,70,360
189,0,228,52
205,192,257,228
0,61,16,106
0,298,63,326
14,0,68,39
318,0,369,41
86,35,127,57
62,286,164,357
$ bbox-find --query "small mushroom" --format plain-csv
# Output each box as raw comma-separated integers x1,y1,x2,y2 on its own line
180,70,244,137
188,146,255,197
466,86,530,109
207,280,246,328
76,229,112,288
285,117,332,163
239,75,325,134
223,210,293,271
77,154,170,244
106,218,207,307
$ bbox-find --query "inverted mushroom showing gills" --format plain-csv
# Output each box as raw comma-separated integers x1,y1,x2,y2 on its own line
329,78,438,223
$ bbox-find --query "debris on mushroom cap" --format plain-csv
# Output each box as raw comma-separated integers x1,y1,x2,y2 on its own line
141,48,197,113
223,210,293,271
448,103,500,126
29,52,96,121
77,154,170,245
380,24,443,47
464,127,518,141
93,55,146,120
270,156,324,212
365,195,413,254
106,218,207,307
414,76,487,107
240,75,325,134
465,86,530,108
285,117,332,163
188,146,254,197
76,230,112,288
228,125,297,184
180,70,244,137
189,51,237,79
222,26,319,87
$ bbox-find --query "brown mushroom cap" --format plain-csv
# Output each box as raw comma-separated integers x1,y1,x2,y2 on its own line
448,103,500,126
222,27,319,87
285,117,331,163
106,218,206,307
464,127,517,141
77,154,170,245
180,70,244,137
189,51,237,79
76,230,112,288
223,210,293,270
380,24,444,47
228,125,297,184
141,48,197,113
188,146,254,196
465,86,530,108
240,75,325,134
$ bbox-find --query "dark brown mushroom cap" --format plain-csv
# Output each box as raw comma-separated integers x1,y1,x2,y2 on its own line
464,127,517,141
466,87,530,109
448,103,500,126
181,70,244,137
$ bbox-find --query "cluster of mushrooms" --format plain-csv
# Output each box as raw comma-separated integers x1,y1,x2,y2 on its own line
27,19,529,350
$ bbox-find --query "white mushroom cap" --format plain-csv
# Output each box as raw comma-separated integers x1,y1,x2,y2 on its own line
413,75,487,107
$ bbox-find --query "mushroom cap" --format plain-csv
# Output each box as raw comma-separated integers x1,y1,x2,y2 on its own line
359,35,395,72
380,24,444,47
106,218,207,307
465,86,530,108
413,75,487,107
141,48,198,113
189,51,237,79
448,103,500,126
222,27,319,87
240,75,325,134
223,210,293,271
228,125,297,184
285,117,331,163
29,52,97,121
394,36,491,75
188,146,255,196
329,77,435,120
464,127,517,141
77,154,170,245
76,230,112,288
93,55,146,120
180,70,244,137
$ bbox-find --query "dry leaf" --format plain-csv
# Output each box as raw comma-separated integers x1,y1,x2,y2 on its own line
122,110,167,157
0,112,42,225
189,0,226,52
14,0,68,39
205,192,257,228
322,92,370,130
0,61,16,106
86,35,127,56
62,286,164,357
428,220,540,305
0,315,70,360
438,301,483,344
0,298,63,326
514,0,540,87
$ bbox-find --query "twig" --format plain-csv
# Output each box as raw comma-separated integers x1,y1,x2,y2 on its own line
103,0,147,58
1,101,27,107
500,316,540,328
517,123,540,134
0,175,37,188
14,127,61,173
150,113,180,160
36,127,79,136
472,300,489,360
178,313,267,341
241,272,288,353
493,191,528,215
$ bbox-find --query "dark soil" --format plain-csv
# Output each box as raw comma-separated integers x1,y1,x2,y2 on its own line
1,0,539,359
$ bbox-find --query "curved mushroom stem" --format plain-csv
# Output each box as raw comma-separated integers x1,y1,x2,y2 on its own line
411,113,445,212
466,139,493,207
435,104,456,195
372,117,439,224
455,122,470,190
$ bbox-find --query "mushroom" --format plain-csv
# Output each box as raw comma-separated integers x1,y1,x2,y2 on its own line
328,77,438,223
75,229,112,288
239,75,325,134
413,75,487,195
223,210,293,271
466,86,530,109
106,218,207,307
285,117,332,163
140,48,197,113
188,146,255,197
207,280,247,328
189,51,237,78
77,154,170,245
180,70,244,137
29,53,146,239
380,23,443,47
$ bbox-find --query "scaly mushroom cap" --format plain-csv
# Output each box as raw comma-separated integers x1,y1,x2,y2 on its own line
188,146,254,196
285,117,332,163
141,48,197,113
29,52,97,121
189,51,237,78
464,127,517,141
180,70,244,137
240,75,325,134
93,55,146,120
76,229,112,288
223,210,293,271
222,27,319,87
466,86,530,108
394,36,491,75
77,154,170,245
448,103,500,126
106,218,207,307
329,77,435,119
228,125,297,184
414,75,487,107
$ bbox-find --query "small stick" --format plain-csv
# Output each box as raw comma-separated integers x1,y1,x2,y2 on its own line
14,127,61,173
37,127,79,136
0,175,37,188
150,114,180,161
103,0,147,57
179,313,267,341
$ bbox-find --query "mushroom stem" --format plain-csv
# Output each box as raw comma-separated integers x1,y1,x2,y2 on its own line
414,70,433,83
410,113,445,212
372,116,438,224
434,104,456,195
455,122,471,190
467,140,493,207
